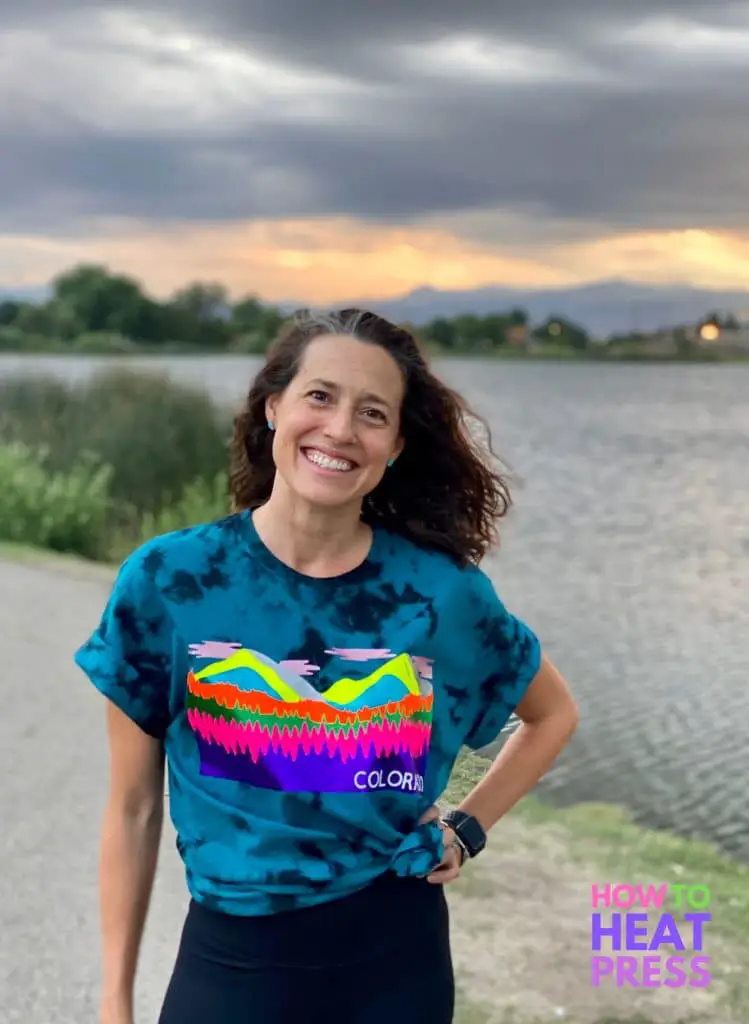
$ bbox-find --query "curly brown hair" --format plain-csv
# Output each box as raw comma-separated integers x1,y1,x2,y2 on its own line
229,308,513,566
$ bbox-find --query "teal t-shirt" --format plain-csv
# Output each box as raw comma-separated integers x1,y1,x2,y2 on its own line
75,510,541,916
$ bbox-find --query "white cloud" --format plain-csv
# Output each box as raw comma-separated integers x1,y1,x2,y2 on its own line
0,8,368,137
617,16,749,60
396,34,612,85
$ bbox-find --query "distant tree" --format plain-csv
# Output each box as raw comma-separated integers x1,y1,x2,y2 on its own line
52,264,149,338
481,314,510,347
425,317,457,349
0,301,21,326
168,282,232,349
507,307,528,326
172,282,230,322
701,310,739,331
12,299,82,340
232,297,283,342
535,316,590,350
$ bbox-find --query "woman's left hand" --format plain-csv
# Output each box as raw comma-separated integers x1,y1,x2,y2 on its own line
418,805,464,884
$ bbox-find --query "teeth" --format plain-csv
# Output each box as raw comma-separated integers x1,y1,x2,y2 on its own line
305,449,354,471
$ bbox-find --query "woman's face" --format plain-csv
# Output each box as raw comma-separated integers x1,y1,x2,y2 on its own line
266,333,405,510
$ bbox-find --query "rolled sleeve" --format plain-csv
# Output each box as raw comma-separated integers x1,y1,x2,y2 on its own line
74,549,174,739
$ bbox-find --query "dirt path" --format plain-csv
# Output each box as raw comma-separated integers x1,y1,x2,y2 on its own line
1,550,742,1024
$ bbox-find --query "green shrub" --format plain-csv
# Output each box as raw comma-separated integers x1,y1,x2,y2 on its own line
0,443,114,559
0,375,77,451
230,331,269,354
139,472,230,537
0,369,231,515
110,471,231,562
0,326,26,351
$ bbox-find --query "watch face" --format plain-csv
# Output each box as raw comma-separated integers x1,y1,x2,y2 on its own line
463,818,486,854
449,813,486,856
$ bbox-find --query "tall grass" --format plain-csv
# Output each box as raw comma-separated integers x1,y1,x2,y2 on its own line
0,370,234,560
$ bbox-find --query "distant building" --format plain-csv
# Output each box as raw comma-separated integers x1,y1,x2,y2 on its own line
686,321,749,353
641,329,679,355
505,323,528,347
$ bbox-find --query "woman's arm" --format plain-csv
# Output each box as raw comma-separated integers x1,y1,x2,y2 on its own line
456,653,579,831
99,702,165,1024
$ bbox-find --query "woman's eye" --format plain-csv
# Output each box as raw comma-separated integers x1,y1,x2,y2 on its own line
364,408,387,422
308,390,328,402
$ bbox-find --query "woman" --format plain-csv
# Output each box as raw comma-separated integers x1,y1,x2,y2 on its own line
75,308,579,1024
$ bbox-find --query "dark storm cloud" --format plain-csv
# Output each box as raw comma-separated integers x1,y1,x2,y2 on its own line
2,0,749,238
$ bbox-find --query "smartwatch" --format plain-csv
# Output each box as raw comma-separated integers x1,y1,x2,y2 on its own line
439,809,487,860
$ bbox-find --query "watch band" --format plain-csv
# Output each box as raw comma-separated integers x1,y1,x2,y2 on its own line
440,810,487,859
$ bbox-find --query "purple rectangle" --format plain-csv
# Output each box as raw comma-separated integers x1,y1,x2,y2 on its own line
196,737,428,794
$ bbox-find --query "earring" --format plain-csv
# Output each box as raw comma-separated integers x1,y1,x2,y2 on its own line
267,420,275,431
387,458,395,467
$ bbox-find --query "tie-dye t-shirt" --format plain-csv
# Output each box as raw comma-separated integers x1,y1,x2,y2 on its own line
75,510,541,916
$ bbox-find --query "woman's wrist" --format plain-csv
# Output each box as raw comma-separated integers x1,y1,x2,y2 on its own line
437,822,467,865
99,991,133,1024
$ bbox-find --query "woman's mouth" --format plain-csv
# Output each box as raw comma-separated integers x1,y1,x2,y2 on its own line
301,447,357,473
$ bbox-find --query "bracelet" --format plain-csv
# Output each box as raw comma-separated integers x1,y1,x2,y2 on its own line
438,818,468,865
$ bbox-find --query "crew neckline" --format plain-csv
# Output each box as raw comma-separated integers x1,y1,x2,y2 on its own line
240,508,383,587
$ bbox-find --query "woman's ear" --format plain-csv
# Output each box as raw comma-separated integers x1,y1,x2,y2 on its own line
265,396,278,426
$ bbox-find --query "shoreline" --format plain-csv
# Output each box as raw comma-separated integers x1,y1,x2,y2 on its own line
2,347,749,364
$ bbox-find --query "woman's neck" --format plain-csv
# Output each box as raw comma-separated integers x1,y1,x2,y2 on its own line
251,484,372,577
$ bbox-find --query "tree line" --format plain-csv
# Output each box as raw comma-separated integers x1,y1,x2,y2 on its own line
0,263,594,355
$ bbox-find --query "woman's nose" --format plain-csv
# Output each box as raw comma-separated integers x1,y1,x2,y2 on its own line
324,407,356,441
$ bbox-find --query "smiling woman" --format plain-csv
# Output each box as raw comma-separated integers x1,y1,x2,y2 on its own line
230,308,510,566
74,306,579,1024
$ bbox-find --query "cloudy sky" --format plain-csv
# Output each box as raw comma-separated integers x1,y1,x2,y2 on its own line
2,1,749,302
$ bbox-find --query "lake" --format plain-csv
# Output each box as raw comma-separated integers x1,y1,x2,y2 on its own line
3,352,748,860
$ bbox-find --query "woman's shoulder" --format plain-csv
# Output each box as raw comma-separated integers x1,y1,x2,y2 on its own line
376,525,491,595
116,512,247,591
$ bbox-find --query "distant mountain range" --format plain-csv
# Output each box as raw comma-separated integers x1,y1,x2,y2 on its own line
309,280,749,337
5,278,749,338
0,284,50,304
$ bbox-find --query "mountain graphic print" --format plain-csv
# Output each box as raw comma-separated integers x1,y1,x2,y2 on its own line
186,645,434,793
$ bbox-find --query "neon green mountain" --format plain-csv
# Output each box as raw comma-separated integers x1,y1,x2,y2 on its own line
193,649,426,709
322,653,422,705
194,649,304,703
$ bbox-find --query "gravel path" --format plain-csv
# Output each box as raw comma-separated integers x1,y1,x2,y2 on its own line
1,553,740,1023
1,555,187,1023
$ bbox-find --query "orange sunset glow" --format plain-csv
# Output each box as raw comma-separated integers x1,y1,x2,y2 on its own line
3,221,749,304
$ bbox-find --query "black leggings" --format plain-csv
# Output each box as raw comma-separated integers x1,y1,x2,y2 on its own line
158,872,455,1024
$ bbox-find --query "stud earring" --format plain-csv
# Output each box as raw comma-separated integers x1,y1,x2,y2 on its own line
267,420,275,431
387,457,395,467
